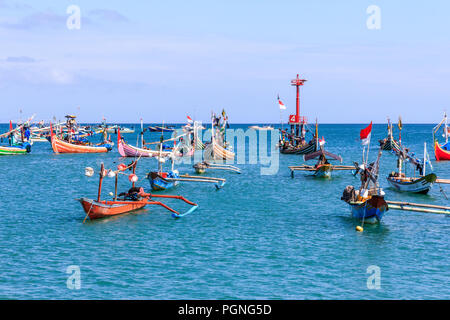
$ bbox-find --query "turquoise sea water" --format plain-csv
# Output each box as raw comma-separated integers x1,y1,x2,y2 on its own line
0,123,448,299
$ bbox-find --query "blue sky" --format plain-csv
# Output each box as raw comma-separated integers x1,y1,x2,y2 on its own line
0,0,449,123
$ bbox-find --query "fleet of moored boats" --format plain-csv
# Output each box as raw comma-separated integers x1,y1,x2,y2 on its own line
1,74,449,230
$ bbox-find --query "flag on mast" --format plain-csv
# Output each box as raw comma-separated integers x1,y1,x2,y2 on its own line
9,120,13,132
319,136,326,146
187,115,193,123
360,122,372,145
277,95,286,110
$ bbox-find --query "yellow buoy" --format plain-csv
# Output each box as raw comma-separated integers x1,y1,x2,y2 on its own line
356,226,364,232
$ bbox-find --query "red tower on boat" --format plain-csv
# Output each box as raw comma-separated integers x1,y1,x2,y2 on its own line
279,74,317,155
289,74,307,125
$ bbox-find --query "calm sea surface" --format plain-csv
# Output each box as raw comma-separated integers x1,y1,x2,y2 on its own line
0,123,448,299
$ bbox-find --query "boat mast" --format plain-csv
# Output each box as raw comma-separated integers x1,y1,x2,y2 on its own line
290,74,307,144
445,112,448,144
423,142,426,176
140,118,144,148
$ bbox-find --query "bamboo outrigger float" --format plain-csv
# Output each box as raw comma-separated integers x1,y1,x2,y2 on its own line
193,161,241,174
78,161,198,221
386,200,450,215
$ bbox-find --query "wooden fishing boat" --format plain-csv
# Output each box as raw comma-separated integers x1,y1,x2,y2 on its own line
379,118,401,152
204,141,235,161
279,139,316,155
0,143,31,155
345,193,389,224
387,173,437,194
117,129,174,158
0,116,34,154
78,197,149,219
51,130,112,154
289,145,353,178
432,113,450,160
341,125,388,224
434,141,450,161
78,162,198,221
204,110,235,161
433,113,450,160
380,136,401,152
148,171,180,191
386,142,436,194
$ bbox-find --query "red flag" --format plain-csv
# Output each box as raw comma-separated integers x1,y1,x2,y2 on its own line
9,120,12,131
360,122,372,145
319,136,325,146
187,115,193,123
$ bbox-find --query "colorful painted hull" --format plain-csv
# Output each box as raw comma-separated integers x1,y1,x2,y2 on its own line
117,138,171,158
0,143,31,155
280,140,316,155
434,141,450,161
314,164,332,178
78,198,148,220
387,173,437,194
348,195,388,224
148,171,180,191
51,134,111,153
381,138,401,152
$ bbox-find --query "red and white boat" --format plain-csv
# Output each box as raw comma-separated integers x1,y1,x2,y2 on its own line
433,113,450,161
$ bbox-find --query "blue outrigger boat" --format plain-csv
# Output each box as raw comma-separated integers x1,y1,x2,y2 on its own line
148,170,180,191
341,130,388,225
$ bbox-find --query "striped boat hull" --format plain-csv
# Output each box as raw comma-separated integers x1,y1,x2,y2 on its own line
0,145,29,155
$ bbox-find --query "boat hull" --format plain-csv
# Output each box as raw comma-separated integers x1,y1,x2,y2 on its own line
387,173,437,194
0,143,31,155
348,196,388,224
148,171,180,191
434,141,450,161
78,198,148,220
381,138,400,152
280,140,316,155
51,135,110,153
314,164,332,178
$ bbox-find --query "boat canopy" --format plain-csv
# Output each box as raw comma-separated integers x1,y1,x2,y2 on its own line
304,149,342,162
